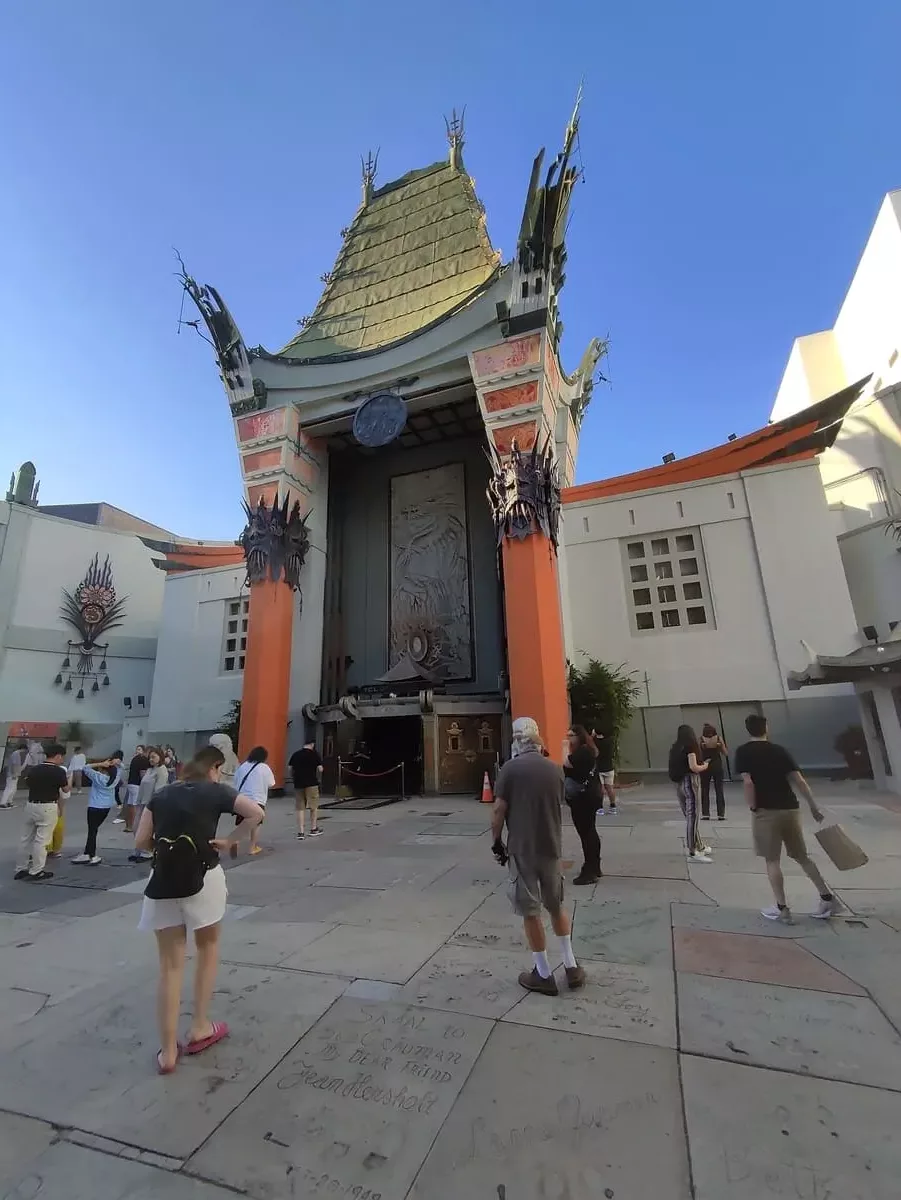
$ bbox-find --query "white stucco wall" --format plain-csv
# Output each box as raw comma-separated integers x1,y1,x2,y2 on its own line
147,565,246,737
563,461,858,708
0,504,164,732
838,519,901,640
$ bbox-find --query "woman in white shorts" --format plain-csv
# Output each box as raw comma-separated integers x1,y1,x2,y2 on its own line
134,744,263,1074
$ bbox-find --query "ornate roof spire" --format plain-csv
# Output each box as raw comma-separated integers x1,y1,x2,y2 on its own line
445,107,465,171
361,149,379,206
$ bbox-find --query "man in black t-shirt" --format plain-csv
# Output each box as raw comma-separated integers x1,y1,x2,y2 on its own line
592,730,617,814
289,741,323,840
14,743,69,881
734,714,837,923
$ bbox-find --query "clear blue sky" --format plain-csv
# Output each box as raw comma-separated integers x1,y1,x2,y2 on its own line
1,0,899,539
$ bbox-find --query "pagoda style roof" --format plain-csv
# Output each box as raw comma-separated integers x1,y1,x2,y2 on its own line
563,378,869,505
276,161,500,362
788,638,901,689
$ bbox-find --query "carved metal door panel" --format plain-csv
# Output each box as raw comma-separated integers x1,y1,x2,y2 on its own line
438,715,501,794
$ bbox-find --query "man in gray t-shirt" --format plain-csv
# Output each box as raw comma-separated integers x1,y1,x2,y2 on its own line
492,717,584,997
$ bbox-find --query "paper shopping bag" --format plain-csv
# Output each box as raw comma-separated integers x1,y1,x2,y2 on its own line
814,823,869,871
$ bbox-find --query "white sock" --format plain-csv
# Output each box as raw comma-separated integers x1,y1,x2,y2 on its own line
558,935,577,969
532,951,552,978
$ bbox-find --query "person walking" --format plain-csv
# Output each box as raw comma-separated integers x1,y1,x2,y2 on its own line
563,725,602,884
699,724,727,821
129,747,169,862
491,716,585,996
67,746,87,794
13,743,69,881
72,752,123,864
593,729,617,815
133,744,263,1073
669,725,712,863
0,743,27,808
734,714,839,923
123,745,150,833
232,746,275,855
289,739,323,840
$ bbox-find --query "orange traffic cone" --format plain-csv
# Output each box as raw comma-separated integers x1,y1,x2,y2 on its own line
480,771,493,803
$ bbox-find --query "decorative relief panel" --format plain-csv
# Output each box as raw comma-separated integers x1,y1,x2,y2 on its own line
390,464,473,681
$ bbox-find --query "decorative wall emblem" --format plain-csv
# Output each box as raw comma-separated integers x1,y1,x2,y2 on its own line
353,392,408,447
239,493,310,590
55,554,127,698
488,437,561,551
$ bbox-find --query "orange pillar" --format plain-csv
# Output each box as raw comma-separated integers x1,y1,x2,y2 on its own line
502,532,570,763
239,579,293,775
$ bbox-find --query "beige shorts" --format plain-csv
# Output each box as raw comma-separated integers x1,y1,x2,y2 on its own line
138,864,228,933
507,856,565,918
295,786,320,810
752,808,807,862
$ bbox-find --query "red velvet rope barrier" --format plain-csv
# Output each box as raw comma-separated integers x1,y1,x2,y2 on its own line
338,762,403,780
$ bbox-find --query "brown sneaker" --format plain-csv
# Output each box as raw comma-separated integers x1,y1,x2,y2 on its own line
518,968,559,996
565,964,586,990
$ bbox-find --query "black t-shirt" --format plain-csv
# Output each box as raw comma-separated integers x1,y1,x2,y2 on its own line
27,763,68,803
670,745,691,781
145,780,237,897
128,754,150,785
595,736,615,773
289,748,322,788
733,740,799,810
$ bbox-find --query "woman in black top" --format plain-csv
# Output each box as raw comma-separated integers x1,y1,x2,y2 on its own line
134,745,263,1074
699,723,728,820
564,725,602,885
669,725,711,862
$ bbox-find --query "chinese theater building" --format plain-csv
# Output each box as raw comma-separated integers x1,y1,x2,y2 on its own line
155,106,602,794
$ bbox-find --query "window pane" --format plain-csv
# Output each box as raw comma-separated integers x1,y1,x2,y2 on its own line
675,534,695,552
238,655,245,669
687,606,707,625
627,542,645,560
633,588,652,606
229,602,240,616
239,637,247,650
224,656,235,671
654,561,674,580
658,584,677,603
683,581,703,600
241,619,249,633
661,609,681,628
630,564,648,582
227,620,238,634
651,538,669,556
679,557,699,576
226,638,236,652
636,612,655,630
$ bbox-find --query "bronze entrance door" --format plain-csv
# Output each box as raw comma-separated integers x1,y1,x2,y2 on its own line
438,715,501,794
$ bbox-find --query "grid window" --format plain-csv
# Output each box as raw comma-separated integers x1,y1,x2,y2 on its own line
221,596,251,673
620,527,714,634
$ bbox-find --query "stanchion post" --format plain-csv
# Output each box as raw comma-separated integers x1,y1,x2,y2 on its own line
400,762,405,800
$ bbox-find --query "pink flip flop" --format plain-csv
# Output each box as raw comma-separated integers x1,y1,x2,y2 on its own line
185,1021,229,1056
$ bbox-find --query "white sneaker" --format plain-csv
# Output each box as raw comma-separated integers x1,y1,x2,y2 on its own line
761,904,794,924
700,843,713,855
71,854,90,864
812,897,840,919
688,852,713,863
89,856,102,865
112,818,124,824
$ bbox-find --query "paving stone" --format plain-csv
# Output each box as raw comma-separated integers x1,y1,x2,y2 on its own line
315,856,454,890
187,997,492,1200
419,822,489,837
0,1111,56,1186
337,884,487,934
449,893,536,954
678,973,901,1089
587,874,717,905
343,978,404,1001
408,1023,691,1199
673,928,866,994
403,943,538,1018
672,901,839,939
0,1139,237,1198
246,885,380,924
218,920,334,967
600,853,690,879
683,1054,901,1199
281,923,442,983
0,963,346,1159
574,895,674,968
686,867,849,912
40,889,140,918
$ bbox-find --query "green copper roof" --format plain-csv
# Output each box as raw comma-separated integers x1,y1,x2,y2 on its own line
278,161,500,360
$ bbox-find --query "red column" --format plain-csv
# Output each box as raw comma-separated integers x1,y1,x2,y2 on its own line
502,533,569,761
239,579,293,775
